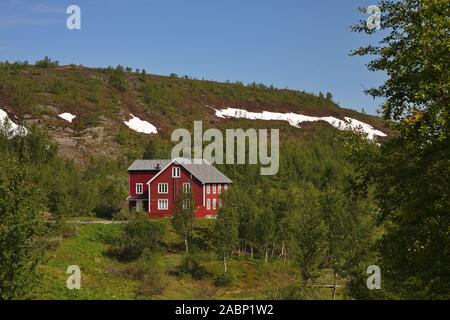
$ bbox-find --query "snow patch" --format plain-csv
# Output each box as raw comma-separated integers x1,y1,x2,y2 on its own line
124,114,158,134
59,112,77,123
0,108,28,135
215,108,387,140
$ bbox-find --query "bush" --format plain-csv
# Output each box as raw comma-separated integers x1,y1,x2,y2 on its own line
214,272,234,287
45,236,62,251
60,222,78,239
105,245,136,262
179,254,210,280
112,209,131,221
107,218,165,262
122,255,168,297
35,56,59,68
109,69,127,91
94,183,126,219
138,271,167,296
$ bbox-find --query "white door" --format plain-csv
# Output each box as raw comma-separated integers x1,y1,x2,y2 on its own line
136,200,143,212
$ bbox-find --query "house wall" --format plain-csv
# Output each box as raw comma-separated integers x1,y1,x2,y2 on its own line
149,163,204,218
129,170,158,197
129,163,231,218
204,183,226,216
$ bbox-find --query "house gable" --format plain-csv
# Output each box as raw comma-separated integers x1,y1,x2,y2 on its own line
148,162,204,217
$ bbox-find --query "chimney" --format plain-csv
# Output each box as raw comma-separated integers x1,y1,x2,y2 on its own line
156,163,160,170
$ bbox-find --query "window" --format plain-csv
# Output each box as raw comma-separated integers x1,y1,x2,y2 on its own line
206,185,210,194
218,185,222,194
183,183,191,193
158,199,169,210
158,183,168,194
136,183,143,195
212,199,217,210
206,199,211,210
224,185,228,191
183,199,191,210
212,184,216,194
172,167,180,178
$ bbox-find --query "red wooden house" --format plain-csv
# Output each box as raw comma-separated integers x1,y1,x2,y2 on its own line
127,158,232,218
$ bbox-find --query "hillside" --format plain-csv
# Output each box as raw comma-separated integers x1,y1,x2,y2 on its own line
0,61,388,165
0,60,390,300
35,221,341,300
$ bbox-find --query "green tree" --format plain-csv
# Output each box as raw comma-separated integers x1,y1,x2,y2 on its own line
35,56,59,68
321,182,378,300
172,191,195,254
256,206,276,263
235,189,259,258
351,0,450,299
213,191,239,273
0,159,49,299
286,184,327,286
110,217,165,261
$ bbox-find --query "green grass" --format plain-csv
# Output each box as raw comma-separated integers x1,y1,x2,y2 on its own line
69,216,110,221
34,224,139,299
34,222,344,300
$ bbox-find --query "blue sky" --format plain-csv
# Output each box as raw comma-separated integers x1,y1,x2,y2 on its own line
0,0,386,115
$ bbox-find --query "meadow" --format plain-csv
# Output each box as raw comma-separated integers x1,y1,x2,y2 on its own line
34,220,341,300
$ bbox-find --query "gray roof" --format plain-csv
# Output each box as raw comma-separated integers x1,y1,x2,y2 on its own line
180,161,232,184
128,159,232,184
127,160,172,171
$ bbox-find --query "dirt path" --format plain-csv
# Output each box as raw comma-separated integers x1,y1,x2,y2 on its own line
68,220,127,225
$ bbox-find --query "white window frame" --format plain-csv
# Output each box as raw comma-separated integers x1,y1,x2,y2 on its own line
183,183,191,193
206,199,211,210
158,199,169,211
218,185,222,194
212,184,216,194
206,185,210,194
224,185,228,191
212,198,217,210
158,183,168,194
136,183,143,195
172,167,180,178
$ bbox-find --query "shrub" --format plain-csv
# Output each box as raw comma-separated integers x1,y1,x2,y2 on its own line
94,183,126,219
138,271,167,296
45,236,62,251
35,56,59,68
60,222,78,239
112,209,131,221
105,245,135,262
214,272,234,287
109,69,127,91
107,218,165,262
122,255,167,297
179,254,210,280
